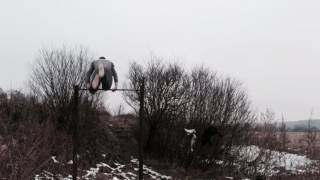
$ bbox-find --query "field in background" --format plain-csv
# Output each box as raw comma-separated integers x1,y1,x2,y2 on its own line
284,132,320,159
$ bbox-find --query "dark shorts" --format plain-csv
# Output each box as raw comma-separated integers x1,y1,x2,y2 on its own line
100,75,112,90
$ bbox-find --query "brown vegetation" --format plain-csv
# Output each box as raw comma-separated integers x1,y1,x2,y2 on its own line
1,48,319,179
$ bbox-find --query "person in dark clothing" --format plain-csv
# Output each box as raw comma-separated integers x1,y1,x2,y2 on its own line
201,126,222,146
85,57,118,94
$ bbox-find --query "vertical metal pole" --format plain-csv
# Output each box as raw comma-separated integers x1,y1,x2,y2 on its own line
139,78,145,180
72,85,79,180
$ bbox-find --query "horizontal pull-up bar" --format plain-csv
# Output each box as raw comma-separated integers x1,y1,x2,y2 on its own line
72,81,145,180
78,88,138,92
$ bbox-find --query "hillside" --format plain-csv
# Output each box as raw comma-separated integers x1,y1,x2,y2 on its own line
285,119,320,131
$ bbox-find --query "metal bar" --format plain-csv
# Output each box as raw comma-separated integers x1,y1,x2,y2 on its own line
72,85,79,180
78,88,137,91
138,78,145,180
72,84,142,179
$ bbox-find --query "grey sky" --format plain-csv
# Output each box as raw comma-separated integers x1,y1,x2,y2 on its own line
1,0,320,121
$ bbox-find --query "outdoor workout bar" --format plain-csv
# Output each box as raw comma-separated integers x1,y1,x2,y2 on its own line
72,81,145,180
78,88,138,91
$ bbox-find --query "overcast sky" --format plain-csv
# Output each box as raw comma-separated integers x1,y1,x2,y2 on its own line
1,0,320,121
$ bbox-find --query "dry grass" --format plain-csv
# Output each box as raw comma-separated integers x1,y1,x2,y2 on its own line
280,132,320,159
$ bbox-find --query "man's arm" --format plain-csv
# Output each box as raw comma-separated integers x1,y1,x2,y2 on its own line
111,63,118,90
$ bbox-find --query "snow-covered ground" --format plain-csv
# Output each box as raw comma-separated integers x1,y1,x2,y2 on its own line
35,156,171,180
234,145,316,176
35,146,316,179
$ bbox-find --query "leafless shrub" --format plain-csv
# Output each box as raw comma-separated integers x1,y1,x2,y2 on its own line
302,117,317,159
124,58,255,171
125,59,190,154
0,46,114,178
28,46,104,130
257,110,280,150
244,110,279,176
279,115,289,152
0,90,54,179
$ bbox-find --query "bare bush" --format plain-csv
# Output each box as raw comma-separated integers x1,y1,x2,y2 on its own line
279,115,289,152
0,90,54,179
230,110,277,177
303,118,317,158
125,58,255,171
28,46,104,130
125,59,190,155
0,46,115,178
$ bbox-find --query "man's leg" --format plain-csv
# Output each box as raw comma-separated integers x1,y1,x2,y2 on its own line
88,63,105,93
101,75,111,90
88,68,101,94
91,72,100,90
92,63,105,89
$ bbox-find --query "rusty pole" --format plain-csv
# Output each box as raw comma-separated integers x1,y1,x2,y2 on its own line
139,78,145,180
72,85,79,180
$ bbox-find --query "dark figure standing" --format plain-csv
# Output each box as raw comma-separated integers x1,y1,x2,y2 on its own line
201,126,223,146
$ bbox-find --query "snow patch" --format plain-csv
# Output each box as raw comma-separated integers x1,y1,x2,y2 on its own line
36,156,171,180
235,145,315,176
